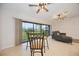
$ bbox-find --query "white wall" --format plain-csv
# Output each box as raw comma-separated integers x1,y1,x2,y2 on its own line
0,4,52,50
0,23,1,50
0,14,1,50
0,4,2,50
52,16,79,39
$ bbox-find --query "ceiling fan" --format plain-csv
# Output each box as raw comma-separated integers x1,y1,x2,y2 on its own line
28,3,50,14
53,11,69,20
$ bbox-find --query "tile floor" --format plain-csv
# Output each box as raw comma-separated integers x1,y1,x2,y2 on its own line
0,36,79,56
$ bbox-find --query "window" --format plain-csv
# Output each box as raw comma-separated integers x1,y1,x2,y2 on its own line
22,21,50,43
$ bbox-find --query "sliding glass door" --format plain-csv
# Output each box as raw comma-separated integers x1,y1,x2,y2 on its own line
22,21,50,43
22,22,33,43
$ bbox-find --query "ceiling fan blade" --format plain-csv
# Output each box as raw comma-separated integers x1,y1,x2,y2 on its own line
36,9,40,14
43,7,48,12
47,3,52,5
28,4,38,7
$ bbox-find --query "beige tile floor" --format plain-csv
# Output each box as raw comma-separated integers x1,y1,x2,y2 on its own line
0,37,79,56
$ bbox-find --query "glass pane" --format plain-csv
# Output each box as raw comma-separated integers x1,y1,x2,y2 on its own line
34,24,41,33
23,23,33,32
42,25,49,36
22,22,33,42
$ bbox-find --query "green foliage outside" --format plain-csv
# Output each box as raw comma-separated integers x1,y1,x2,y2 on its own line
22,31,28,41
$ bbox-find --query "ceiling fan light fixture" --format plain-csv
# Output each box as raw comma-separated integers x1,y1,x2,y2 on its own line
57,12,65,20
37,3,48,14
29,3,49,14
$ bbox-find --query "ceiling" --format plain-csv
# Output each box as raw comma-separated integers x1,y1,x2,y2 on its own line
1,3,79,20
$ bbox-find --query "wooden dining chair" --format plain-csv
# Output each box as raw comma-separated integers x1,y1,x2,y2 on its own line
28,32,44,56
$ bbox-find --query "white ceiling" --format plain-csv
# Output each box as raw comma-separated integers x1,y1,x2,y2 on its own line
1,3,79,20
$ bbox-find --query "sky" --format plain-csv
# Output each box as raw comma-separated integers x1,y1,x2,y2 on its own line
22,22,33,29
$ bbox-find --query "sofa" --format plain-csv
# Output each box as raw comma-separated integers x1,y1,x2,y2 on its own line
52,31,72,43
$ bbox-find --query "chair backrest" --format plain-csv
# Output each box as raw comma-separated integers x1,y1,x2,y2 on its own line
28,32,44,49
